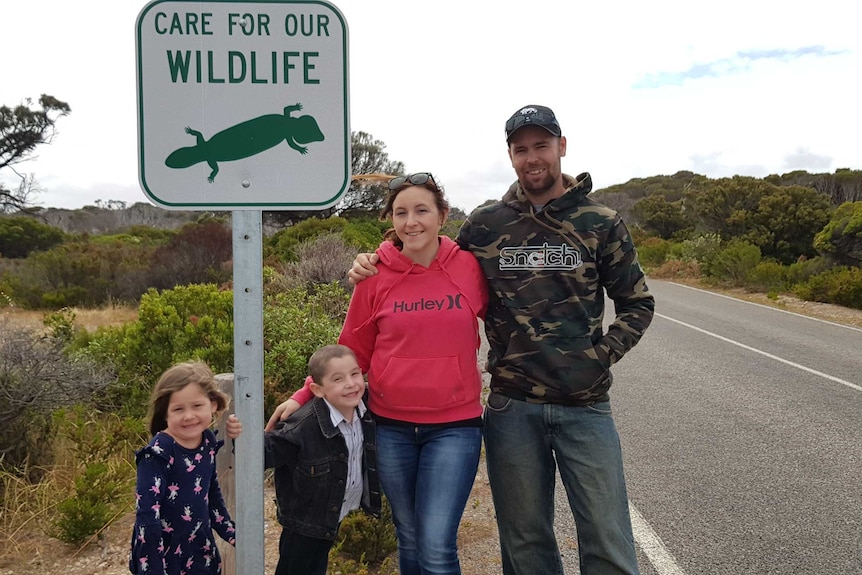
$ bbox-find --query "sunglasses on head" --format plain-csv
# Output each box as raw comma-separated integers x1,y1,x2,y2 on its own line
388,172,436,190
505,112,560,133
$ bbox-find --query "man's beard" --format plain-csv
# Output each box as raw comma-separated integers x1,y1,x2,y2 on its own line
521,172,556,196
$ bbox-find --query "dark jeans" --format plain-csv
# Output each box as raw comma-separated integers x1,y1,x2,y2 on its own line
485,394,639,575
275,528,334,575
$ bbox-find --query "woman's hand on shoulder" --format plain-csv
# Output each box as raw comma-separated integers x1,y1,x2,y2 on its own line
265,399,301,432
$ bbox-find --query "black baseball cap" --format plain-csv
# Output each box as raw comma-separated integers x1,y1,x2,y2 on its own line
505,105,562,142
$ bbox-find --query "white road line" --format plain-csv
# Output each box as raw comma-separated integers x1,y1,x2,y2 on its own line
657,313,862,393
669,281,862,333
630,503,687,575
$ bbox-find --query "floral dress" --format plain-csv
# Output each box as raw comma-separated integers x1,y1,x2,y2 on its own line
129,429,235,574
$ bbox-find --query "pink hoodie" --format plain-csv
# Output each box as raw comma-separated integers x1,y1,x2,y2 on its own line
304,236,487,424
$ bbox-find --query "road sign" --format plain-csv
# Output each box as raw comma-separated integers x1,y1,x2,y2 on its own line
136,0,350,210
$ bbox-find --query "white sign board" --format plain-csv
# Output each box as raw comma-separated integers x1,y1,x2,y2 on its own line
136,0,350,210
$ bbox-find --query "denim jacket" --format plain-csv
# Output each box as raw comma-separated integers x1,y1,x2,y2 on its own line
264,396,381,540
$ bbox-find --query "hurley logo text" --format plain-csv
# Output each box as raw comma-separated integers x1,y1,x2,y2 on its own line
392,294,463,313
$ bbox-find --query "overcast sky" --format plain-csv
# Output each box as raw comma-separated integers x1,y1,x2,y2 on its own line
2,0,860,214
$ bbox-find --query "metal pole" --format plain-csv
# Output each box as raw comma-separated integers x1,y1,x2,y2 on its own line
231,210,265,574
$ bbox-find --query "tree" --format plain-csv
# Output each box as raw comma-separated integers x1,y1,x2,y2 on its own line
262,131,404,227
632,194,691,239
0,95,71,213
749,184,832,264
686,177,833,264
813,201,862,266
337,131,405,215
0,215,66,258
686,176,767,238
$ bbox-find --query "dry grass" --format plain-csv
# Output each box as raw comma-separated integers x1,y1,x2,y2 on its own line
0,305,138,334
0,468,68,564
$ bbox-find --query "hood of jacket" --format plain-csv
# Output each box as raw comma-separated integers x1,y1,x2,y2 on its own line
502,172,592,213
352,235,482,334
375,234,461,273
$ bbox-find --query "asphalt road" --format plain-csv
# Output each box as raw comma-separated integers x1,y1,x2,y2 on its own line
548,279,862,574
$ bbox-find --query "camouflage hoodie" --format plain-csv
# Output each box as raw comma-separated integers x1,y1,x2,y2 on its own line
457,172,655,405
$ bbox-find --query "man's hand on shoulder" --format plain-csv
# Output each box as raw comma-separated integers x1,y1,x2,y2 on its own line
347,252,380,285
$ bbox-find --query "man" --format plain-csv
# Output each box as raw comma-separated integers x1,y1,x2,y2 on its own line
459,104,654,575
321,104,654,574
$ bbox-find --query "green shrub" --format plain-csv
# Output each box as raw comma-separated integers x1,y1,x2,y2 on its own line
793,266,862,309
813,201,862,266
635,236,672,269
786,256,831,285
54,461,127,545
341,218,389,252
51,406,144,546
263,283,349,414
745,260,790,292
43,308,77,345
335,497,397,563
81,284,234,416
707,240,762,285
80,281,349,417
679,233,723,276
0,216,65,259
4,239,154,309
267,217,349,262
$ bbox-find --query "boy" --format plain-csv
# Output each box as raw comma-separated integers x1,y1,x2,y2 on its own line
266,344,380,575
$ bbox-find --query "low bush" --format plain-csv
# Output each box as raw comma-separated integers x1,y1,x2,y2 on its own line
707,240,762,286
679,233,723,277
648,258,700,279
0,316,115,470
50,407,144,546
746,260,790,292
263,282,349,414
267,217,349,262
336,497,397,563
78,284,234,417
635,236,672,269
793,266,862,310
281,233,357,290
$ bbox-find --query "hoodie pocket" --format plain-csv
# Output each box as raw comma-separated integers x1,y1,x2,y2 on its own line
373,355,465,409
501,333,610,400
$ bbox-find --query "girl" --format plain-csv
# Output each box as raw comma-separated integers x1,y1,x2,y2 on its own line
278,173,488,574
129,361,236,575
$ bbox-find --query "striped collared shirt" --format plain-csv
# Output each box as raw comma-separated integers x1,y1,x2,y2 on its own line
323,399,366,521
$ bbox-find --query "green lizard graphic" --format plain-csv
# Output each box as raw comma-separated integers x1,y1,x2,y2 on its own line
164,103,325,182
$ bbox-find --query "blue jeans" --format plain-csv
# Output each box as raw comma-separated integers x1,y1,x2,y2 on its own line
376,424,482,575
484,393,639,575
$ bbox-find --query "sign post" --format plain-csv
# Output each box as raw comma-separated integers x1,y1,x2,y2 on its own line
136,2,349,573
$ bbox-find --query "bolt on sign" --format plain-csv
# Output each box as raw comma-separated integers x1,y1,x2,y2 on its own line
136,0,350,210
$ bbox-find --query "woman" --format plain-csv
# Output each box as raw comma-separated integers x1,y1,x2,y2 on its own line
277,173,487,574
